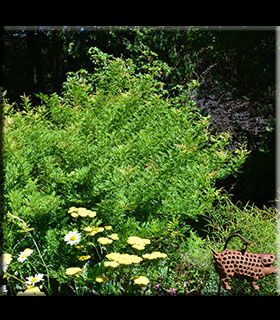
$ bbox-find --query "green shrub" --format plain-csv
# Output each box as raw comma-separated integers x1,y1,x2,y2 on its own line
4,48,248,227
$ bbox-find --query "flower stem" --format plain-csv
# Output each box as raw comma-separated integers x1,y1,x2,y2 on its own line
27,232,52,294
5,271,26,284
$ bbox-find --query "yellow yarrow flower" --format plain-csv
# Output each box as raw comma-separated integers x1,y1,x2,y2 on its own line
65,267,83,276
132,244,145,250
108,233,119,240
68,206,78,213
68,207,79,217
68,207,97,218
95,275,109,283
77,255,91,261
97,237,113,245
71,212,79,218
142,251,167,260
88,227,104,236
88,211,96,218
82,226,93,232
128,255,143,264
133,276,150,286
127,236,139,244
77,207,88,217
127,236,150,247
105,253,142,265
75,244,86,250
104,261,119,268
17,286,46,296
127,236,150,251
106,252,122,261
116,256,133,265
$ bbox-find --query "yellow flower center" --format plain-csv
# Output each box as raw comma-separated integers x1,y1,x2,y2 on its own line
70,235,76,241
31,277,38,283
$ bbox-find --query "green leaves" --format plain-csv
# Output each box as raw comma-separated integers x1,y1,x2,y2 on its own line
20,93,33,112
3,47,249,230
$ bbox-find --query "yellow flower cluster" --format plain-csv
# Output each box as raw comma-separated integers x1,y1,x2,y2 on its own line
83,226,104,236
142,251,167,260
104,261,119,268
132,276,150,286
106,252,143,265
96,275,109,283
108,233,119,240
65,267,83,276
97,234,119,245
77,255,91,261
97,237,113,245
68,207,97,218
63,207,168,291
17,286,46,296
127,236,151,250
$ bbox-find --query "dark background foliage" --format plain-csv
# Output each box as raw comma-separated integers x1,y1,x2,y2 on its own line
1,26,276,208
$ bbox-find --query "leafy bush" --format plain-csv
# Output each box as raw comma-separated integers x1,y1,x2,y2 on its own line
3,47,274,296
3,47,248,229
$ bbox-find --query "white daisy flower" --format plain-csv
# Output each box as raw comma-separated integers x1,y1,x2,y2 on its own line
18,248,34,263
64,230,82,246
26,273,44,286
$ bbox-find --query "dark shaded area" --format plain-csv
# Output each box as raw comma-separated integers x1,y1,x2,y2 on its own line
216,141,276,208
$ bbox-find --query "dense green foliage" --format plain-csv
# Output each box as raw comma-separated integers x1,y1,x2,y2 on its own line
2,47,277,296
3,48,248,228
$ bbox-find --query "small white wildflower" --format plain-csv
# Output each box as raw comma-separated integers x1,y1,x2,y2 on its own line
64,230,82,246
18,248,34,263
26,273,44,286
